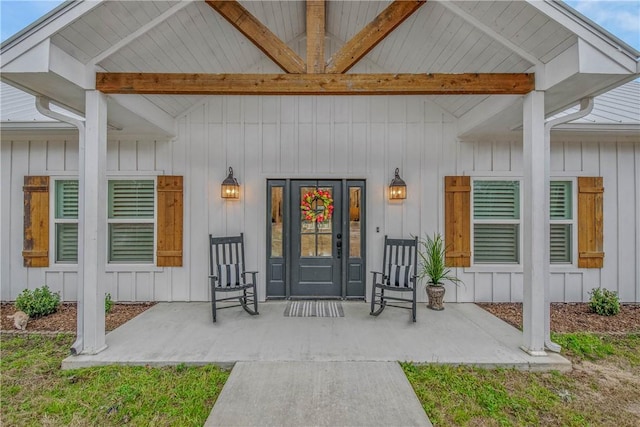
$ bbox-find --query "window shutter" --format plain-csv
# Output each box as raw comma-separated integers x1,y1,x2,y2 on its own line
157,176,183,267
23,176,49,267
578,177,604,268
444,176,470,267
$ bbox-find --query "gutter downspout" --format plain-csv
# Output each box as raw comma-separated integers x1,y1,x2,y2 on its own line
35,96,86,355
543,97,594,353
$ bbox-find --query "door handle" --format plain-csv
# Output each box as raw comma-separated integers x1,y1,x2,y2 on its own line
336,238,342,259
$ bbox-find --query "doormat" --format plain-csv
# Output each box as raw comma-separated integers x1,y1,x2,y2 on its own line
284,301,344,317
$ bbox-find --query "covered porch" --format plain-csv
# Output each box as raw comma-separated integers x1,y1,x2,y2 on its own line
62,302,570,371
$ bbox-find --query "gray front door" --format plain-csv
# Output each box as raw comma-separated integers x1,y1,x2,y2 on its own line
291,180,342,297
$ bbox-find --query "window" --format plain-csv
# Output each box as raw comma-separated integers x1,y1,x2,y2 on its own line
446,175,600,269
473,180,520,264
471,179,575,265
54,180,78,263
550,181,573,264
108,180,155,263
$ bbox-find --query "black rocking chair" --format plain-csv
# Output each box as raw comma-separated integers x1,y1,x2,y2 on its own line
209,233,259,322
370,235,419,322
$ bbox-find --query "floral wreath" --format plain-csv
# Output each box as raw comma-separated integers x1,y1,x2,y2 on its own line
301,189,334,223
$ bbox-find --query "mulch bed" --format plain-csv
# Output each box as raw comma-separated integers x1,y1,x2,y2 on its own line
477,302,640,334
1,302,155,333
2,301,639,335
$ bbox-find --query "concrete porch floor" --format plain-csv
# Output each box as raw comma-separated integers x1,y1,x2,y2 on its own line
62,302,570,371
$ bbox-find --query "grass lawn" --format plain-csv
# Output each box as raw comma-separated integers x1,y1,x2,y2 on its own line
0,334,229,426
404,333,640,426
2,330,639,426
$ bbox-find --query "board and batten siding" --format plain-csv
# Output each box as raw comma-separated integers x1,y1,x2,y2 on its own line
457,133,639,303
177,96,457,303
0,133,175,302
2,102,639,304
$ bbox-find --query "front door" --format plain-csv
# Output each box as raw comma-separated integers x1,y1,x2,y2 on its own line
291,181,342,297
266,179,365,299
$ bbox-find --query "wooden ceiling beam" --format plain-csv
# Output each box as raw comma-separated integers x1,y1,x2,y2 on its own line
205,0,305,74
306,0,325,73
96,72,535,95
326,0,426,74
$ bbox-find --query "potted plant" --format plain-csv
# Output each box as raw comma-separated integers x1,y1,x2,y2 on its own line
417,233,462,310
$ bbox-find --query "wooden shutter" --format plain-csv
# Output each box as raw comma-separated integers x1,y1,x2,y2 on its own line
157,176,183,267
23,176,49,267
444,176,471,267
578,177,604,268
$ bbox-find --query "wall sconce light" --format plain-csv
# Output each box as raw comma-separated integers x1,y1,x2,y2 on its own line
389,168,407,200
221,167,240,199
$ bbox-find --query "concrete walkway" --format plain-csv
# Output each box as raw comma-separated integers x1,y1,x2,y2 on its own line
204,361,432,427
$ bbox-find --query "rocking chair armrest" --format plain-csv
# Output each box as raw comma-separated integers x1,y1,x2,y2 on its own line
371,271,388,283
241,271,258,284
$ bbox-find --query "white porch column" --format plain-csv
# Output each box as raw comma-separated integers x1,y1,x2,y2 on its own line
522,90,548,356
72,90,107,355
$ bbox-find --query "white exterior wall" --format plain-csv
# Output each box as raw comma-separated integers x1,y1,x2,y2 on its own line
0,132,174,302
458,133,639,303
2,100,639,303
177,96,458,303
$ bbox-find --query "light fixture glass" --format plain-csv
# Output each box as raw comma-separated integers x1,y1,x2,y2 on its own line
221,167,240,199
389,168,407,200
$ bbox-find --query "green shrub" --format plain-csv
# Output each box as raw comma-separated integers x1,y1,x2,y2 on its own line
588,288,620,316
15,285,61,318
105,293,114,314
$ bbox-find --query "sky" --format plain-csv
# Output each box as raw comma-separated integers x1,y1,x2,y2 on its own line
0,0,639,49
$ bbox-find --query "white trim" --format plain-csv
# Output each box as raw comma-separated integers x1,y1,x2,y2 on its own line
549,178,577,267
553,124,640,132
529,1,638,72
439,1,541,67
107,93,177,137
106,176,157,267
105,265,164,273
471,177,523,267
88,1,194,67
50,177,79,267
0,1,105,66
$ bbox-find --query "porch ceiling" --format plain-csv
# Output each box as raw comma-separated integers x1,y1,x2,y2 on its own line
2,1,638,133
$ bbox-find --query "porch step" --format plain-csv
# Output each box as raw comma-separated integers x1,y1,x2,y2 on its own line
204,361,432,427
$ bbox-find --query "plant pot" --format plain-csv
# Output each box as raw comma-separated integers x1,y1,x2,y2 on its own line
426,285,445,311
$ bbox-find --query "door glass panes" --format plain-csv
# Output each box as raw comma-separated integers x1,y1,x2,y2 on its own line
271,186,283,257
317,235,332,257
349,187,361,258
300,186,333,257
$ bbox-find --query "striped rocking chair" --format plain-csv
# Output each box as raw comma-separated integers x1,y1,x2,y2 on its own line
209,233,259,322
370,235,419,322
